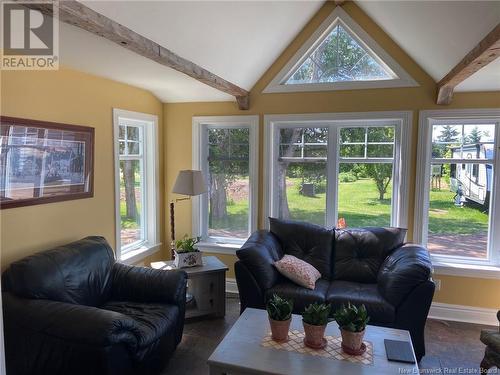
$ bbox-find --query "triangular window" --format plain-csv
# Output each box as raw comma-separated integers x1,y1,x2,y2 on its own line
287,23,393,84
264,7,417,93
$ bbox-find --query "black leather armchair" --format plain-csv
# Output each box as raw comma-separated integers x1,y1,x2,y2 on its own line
235,219,434,361
2,236,187,375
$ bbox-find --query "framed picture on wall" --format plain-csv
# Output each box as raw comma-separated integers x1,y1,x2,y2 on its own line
0,116,94,209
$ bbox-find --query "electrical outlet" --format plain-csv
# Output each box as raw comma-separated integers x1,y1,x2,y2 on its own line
434,279,441,291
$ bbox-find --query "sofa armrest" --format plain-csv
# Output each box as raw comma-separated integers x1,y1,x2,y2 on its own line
111,263,187,307
2,292,139,347
236,230,283,291
377,244,433,306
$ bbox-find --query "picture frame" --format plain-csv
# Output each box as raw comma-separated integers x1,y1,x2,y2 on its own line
0,116,94,209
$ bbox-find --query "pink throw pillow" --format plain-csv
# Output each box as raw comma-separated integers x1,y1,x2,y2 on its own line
274,255,321,290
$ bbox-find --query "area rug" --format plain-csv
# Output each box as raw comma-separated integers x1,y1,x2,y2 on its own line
261,330,374,365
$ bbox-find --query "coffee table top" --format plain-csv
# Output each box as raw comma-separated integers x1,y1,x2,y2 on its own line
208,308,419,374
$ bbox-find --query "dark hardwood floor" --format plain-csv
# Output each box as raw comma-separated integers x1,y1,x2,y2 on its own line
163,295,493,374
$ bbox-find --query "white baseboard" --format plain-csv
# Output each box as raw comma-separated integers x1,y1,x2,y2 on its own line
225,279,497,326
429,302,498,326
226,278,239,295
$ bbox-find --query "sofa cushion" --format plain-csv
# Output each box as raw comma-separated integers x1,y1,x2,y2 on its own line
326,281,395,324
3,236,114,307
269,218,334,279
265,279,329,313
102,301,179,349
334,227,407,283
274,255,321,290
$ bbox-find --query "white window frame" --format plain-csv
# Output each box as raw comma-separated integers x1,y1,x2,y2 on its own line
263,7,418,93
264,111,411,230
415,109,500,275
113,109,160,263
192,115,259,252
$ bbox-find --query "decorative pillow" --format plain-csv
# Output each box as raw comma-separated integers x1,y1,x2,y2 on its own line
274,254,321,290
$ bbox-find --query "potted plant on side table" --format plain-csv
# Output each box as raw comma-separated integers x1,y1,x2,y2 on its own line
333,302,370,355
266,294,293,342
174,234,202,268
302,302,332,349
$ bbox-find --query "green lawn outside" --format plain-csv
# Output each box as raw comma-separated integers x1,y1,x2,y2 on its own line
338,178,392,227
120,199,141,229
212,178,489,234
209,199,249,235
285,178,393,227
428,189,488,235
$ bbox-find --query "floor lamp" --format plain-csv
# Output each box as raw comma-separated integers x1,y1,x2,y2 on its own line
170,170,207,258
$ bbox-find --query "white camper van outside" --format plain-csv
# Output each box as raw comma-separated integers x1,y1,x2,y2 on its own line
450,143,494,207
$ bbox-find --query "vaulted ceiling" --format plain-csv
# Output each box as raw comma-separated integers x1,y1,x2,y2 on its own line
356,0,500,92
61,1,323,102
59,1,500,103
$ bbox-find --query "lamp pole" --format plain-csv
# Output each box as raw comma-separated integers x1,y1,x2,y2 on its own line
170,197,191,259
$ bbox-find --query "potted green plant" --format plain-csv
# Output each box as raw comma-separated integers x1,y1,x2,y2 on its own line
174,235,202,268
302,302,332,349
333,302,370,355
266,294,293,342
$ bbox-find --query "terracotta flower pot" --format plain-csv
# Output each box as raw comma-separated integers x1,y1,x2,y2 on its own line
303,321,327,349
340,328,365,353
269,317,291,342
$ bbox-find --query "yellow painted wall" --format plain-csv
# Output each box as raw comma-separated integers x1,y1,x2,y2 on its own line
164,2,500,309
0,67,167,269
1,2,499,310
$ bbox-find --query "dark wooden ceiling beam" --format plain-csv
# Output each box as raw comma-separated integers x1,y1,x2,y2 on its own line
437,23,500,105
22,0,250,109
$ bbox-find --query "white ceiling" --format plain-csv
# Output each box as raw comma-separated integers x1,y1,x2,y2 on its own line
357,0,500,92
60,1,323,102
60,1,500,103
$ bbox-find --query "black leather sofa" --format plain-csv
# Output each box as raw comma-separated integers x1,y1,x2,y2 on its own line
2,236,187,375
235,218,434,361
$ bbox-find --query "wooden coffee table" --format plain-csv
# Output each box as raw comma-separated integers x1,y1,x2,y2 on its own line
208,308,419,374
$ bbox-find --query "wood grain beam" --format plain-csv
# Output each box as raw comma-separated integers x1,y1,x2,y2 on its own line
22,0,250,109
334,0,347,6
437,23,500,105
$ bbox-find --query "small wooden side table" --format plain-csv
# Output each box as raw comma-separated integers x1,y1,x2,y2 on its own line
153,256,229,319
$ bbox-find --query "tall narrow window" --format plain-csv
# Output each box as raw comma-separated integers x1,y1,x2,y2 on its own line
416,110,500,266
193,116,258,247
118,123,144,247
208,127,250,239
266,113,409,230
278,127,328,226
337,126,395,227
113,109,159,259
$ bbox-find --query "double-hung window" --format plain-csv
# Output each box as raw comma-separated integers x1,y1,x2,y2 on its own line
192,116,259,248
265,112,410,229
113,109,159,260
415,110,500,268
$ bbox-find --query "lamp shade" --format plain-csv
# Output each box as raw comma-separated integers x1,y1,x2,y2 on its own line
172,170,206,196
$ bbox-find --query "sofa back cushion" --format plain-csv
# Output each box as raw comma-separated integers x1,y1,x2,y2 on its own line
3,236,114,306
334,227,407,283
269,218,334,279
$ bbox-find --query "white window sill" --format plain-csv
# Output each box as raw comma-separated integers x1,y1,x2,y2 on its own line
432,260,500,280
120,243,162,265
197,241,242,255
